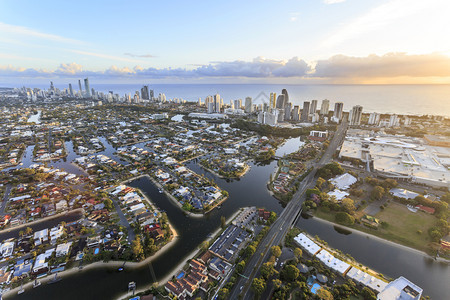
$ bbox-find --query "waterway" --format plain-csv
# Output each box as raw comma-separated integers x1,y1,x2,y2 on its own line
6,137,449,299
295,216,449,300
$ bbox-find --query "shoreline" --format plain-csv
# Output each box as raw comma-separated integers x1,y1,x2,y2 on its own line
308,215,449,264
3,233,180,299
199,162,251,180
0,208,84,236
141,174,204,218
114,207,246,300
2,188,180,299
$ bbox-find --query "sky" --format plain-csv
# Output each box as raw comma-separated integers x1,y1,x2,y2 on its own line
1,0,450,84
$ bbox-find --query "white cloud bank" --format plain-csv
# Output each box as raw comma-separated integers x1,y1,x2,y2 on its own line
1,53,450,81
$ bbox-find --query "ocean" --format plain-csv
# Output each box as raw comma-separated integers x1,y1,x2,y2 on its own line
18,83,450,117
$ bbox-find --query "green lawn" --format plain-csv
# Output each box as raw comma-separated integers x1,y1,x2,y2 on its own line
374,202,436,251
313,202,437,253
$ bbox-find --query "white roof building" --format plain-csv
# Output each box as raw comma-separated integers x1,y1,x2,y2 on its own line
330,173,357,190
390,188,419,199
346,267,388,293
0,241,14,258
327,189,350,201
56,242,72,257
33,248,55,273
377,276,422,300
294,233,321,255
315,249,351,274
34,228,48,246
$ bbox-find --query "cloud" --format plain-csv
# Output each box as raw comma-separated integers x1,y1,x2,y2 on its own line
313,52,450,78
70,50,144,63
124,53,155,58
195,57,311,78
55,63,83,75
1,53,450,81
0,22,82,44
323,0,346,4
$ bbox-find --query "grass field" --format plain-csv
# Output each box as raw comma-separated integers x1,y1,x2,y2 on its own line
313,202,437,253
374,202,436,251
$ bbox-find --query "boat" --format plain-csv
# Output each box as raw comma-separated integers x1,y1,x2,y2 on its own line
48,272,61,284
17,283,24,294
118,267,124,272
33,279,41,288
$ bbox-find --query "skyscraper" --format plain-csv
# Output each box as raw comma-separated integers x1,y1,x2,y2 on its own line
281,89,289,108
214,94,221,113
50,81,55,91
245,97,253,113
389,114,399,127
141,85,149,100
276,94,285,109
234,99,242,110
269,92,276,109
78,80,83,95
301,101,310,122
68,84,74,96
292,105,300,121
349,105,363,126
284,102,292,120
310,99,318,115
334,102,344,120
368,112,380,125
84,78,91,98
150,89,154,100
320,99,330,115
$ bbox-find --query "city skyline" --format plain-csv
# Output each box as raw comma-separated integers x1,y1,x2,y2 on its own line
1,0,450,84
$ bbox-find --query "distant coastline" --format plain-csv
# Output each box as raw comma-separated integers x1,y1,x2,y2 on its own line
3,84,450,117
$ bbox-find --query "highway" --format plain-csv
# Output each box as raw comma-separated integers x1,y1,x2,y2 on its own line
227,120,348,300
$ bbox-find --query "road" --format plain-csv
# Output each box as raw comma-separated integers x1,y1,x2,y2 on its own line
110,196,135,242
228,120,348,300
1,184,12,215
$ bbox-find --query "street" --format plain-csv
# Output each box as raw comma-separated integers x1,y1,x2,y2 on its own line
228,120,348,300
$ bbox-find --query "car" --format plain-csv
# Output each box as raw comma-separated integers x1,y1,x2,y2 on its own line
240,286,243,291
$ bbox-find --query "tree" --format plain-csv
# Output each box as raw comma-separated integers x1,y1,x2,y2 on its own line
25,227,33,236
132,237,144,260
236,260,246,273
268,212,277,224
335,212,355,226
271,245,281,258
294,248,303,261
244,245,256,258
260,262,274,279
199,240,209,252
316,288,334,300
220,216,226,229
272,279,282,290
341,198,356,214
103,198,113,211
217,288,229,300
371,186,385,201
251,277,266,296
281,265,299,281
362,287,377,300
316,177,326,190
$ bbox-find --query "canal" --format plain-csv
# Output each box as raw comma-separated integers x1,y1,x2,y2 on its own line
7,137,449,299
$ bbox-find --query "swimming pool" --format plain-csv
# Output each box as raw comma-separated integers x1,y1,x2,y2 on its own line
311,283,321,294
176,271,185,279
311,283,322,295
94,248,100,255
307,275,316,286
